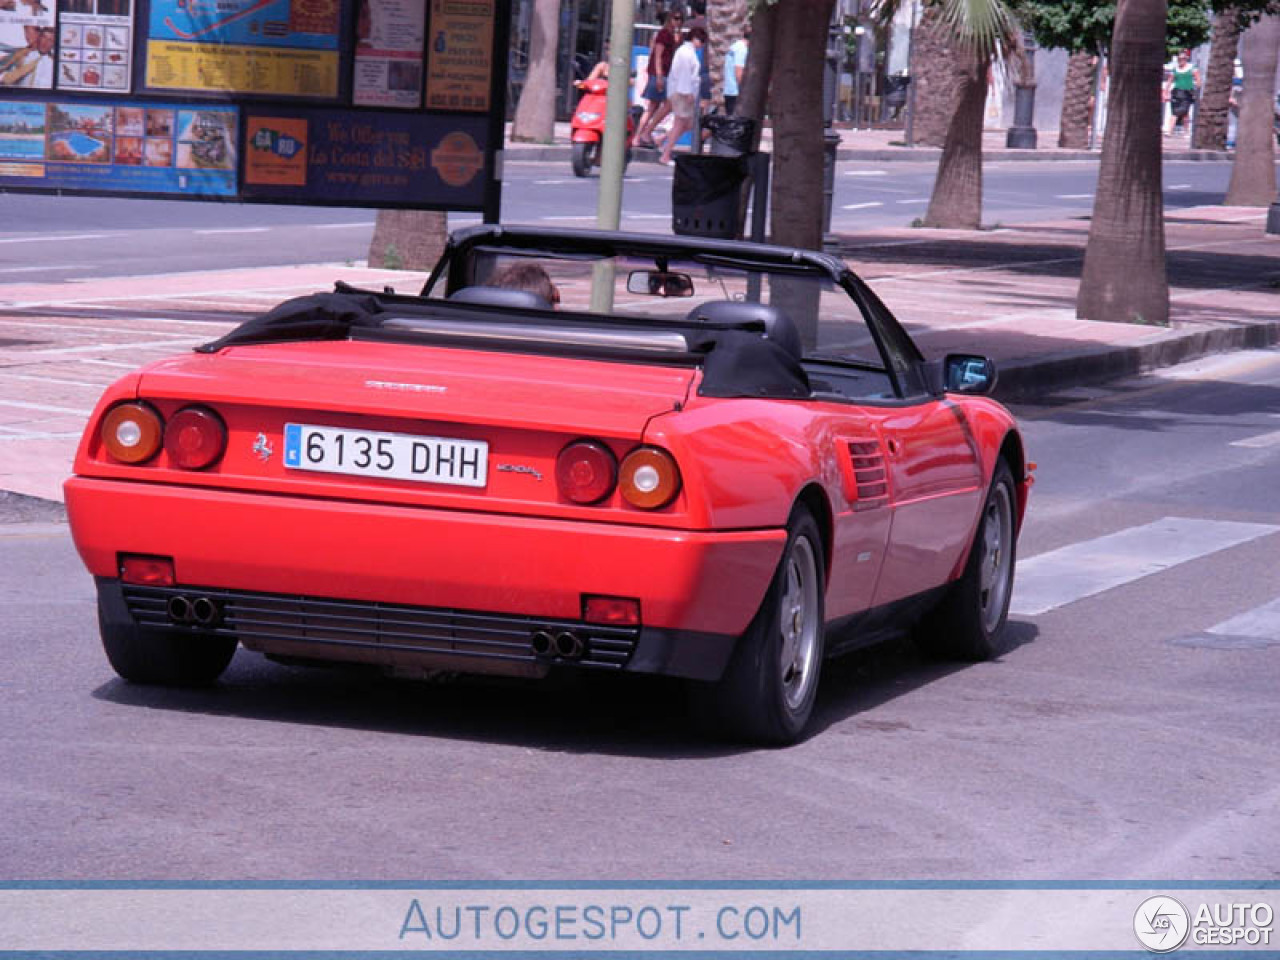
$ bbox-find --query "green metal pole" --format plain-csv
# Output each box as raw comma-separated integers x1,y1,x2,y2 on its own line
590,0,635,313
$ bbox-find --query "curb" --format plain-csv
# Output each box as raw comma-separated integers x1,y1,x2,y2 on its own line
994,318,1280,402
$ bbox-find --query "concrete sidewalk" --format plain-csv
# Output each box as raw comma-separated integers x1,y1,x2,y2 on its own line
505,122,1232,164
0,205,1276,505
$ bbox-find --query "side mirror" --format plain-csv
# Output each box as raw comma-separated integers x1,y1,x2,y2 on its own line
626,270,694,298
925,354,997,395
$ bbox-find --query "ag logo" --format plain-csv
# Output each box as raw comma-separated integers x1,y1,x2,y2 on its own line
1135,896,1190,953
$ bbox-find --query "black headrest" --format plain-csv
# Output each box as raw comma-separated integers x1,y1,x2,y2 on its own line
684,300,803,360
449,286,553,310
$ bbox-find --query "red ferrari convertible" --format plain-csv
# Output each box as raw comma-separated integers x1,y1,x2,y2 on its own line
65,226,1030,743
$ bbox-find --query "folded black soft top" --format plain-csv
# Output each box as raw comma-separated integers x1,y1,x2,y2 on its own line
196,285,810,400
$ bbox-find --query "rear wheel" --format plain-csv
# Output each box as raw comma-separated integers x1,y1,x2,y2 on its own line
571,141,598,178
692,507,825,745
916,459,1016,661
100,604,237,686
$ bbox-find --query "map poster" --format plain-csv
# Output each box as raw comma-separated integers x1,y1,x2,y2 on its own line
353,0,425,108
0,0,56,91
56,0,134,94
241,107,488,208
425,0,493,112
145,0,340,98
0,97,236,196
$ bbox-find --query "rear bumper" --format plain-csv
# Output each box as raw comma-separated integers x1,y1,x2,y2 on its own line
70,477,785,680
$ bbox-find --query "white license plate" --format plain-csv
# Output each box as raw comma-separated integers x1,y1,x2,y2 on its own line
283,424,488,487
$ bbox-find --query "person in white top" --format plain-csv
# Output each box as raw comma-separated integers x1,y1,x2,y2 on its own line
658,24,706,165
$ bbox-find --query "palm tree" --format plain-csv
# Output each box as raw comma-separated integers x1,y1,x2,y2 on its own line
1192,7,1242,149
1077,0,1168,326
705,0,750,110
1224,12,1280,204
1058,50,1096,148
511,0,560,142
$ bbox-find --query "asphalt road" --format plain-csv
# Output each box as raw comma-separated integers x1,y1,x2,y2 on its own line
3,349,1278,880
0,159,1233,282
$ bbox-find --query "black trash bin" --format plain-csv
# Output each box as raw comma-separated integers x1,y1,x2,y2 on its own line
672,154,748,240
702,115,758,157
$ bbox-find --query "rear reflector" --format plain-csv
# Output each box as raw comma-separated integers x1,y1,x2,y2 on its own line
583,595,641,626
120,554,176,586
164,406,227,470
556,439,617,505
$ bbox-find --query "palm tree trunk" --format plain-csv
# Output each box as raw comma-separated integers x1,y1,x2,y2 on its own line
1224,13,1280,206
1058,50,1095,149
368,211,448,271
706,0,748,110
1077,0,1168,326
910,4,964,148
767,0,836,252
511,0,560,142
922,43,988,229
1192,8,1241,150
736,1,777,147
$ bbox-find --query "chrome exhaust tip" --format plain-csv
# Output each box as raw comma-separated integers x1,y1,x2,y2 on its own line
166,595,193,624
530,630,555,657
554,631,584,660
191,596,220,627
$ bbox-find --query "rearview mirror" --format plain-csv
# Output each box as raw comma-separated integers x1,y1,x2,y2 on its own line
626,270,694,298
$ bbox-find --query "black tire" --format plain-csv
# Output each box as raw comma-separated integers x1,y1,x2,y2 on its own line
915,459,1017,661
691,507,826,745
99,604,237,687
571,141,597,178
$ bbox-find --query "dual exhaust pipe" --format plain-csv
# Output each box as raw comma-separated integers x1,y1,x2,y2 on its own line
167,594,222,628
531,629,585,661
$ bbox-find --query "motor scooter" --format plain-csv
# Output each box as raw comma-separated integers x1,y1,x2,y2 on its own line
570,77,634,178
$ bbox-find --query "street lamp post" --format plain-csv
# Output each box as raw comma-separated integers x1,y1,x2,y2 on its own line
1005,31,1038,149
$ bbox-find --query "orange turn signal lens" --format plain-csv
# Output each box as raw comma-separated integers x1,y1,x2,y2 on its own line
619,446,681,510
101,402,163,464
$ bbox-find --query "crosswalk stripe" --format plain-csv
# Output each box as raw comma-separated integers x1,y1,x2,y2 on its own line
1011,517,1280,616
1207,597,1280,641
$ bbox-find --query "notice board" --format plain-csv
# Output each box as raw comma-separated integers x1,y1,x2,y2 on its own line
0,0,507,217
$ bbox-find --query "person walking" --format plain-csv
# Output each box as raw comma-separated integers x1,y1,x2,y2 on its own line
658,24,707,165
634,9,683,148
1164,49,1199,136
723,25,749,115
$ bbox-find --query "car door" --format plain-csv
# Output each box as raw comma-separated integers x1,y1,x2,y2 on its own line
868,397,985,608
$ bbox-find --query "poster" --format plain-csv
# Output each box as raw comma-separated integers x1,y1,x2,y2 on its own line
0,97,236,195
353,0,425,108
0,0,56,91
55,0,134,93
425,0,493,112
241,107,487,207
145,0,340,98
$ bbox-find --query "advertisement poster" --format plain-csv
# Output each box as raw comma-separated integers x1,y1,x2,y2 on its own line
425,0,493,111
55,0,134,93
0,0,56,90
241,107,487,208
145,0,340,98
353,0,425,108
0,97,236,195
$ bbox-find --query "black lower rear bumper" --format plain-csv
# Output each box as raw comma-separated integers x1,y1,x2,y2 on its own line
96,578,737,682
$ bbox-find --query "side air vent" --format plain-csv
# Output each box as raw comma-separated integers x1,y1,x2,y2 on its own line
846,439,889,510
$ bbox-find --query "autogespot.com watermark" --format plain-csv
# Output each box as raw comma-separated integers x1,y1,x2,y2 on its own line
1135,895,1275,952
398,899,802,944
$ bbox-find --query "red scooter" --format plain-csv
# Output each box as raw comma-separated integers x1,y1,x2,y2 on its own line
570,77,634,178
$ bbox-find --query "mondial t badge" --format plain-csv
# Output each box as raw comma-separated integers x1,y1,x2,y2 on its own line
496,464,543,481
253,433,274,462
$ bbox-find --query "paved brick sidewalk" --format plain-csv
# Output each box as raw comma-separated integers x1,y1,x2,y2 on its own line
1,206,1275,504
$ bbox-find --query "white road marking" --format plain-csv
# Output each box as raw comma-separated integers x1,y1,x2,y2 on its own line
1055,194,1093,199
0,373,102,388
1167,184,1192,190
20,339,195,357
0,399,92,415
0,233,110,244
841,202,884,211
1207,597,1280,642
540,215,597,221
194,227,272,235
842,170,888,177
1231,429,1280,449
312,222,376,229
1011,517,1280,616
0,264,101,275
896,198,929,205
79,359,136,368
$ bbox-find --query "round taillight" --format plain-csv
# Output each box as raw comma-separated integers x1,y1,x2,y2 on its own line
620,446,681,510
101,402,163,464
163,406,227,470
556,439,617,505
